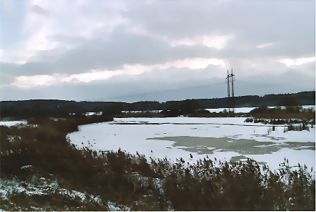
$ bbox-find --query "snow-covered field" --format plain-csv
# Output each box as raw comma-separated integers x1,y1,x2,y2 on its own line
0,120,27,127
206,107,256,113
205,105,315,113
68,117,315,170
122,110,162,114
302,105,316,110
0,177,129,211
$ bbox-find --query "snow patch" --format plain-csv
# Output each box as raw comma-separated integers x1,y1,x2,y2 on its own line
0,120,27,127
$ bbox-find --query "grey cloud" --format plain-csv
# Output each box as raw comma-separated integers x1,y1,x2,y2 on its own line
30,5,50,16
4,0,314,75
1,63,313,101
126,0,314,56
1,0,314,101
2,27,216,76
6,0,312,76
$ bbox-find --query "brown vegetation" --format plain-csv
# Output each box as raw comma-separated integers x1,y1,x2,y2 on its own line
249,106,315,120
0,117,315,210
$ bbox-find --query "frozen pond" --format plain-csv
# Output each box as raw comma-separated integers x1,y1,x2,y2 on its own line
68,117,315,170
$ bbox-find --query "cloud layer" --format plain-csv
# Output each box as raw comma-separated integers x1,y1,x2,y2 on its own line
0,0,315,101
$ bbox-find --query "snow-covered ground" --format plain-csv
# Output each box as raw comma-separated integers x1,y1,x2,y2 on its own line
302,105,315,110
206,107,256,113
68,117,315,171
122,110,162,114
268,105,315,111
0,120,27,127
205,105,315,113
84,111,103,116
0,177,128,210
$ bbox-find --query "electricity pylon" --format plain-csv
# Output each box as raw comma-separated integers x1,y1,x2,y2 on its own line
226,68,235,98
230,68,235,98
226,68,236,112
226,70,230,98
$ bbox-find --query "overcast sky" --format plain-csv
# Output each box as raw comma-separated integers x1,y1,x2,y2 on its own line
0,0,315,102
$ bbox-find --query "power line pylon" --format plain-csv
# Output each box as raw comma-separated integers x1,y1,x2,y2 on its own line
226,70,231,98
230,68,235,98
225,68,236,112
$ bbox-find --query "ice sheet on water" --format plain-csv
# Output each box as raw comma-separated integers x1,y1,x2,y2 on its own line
68,117,315,170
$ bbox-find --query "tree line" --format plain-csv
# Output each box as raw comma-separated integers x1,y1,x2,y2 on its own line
0,91,314,118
